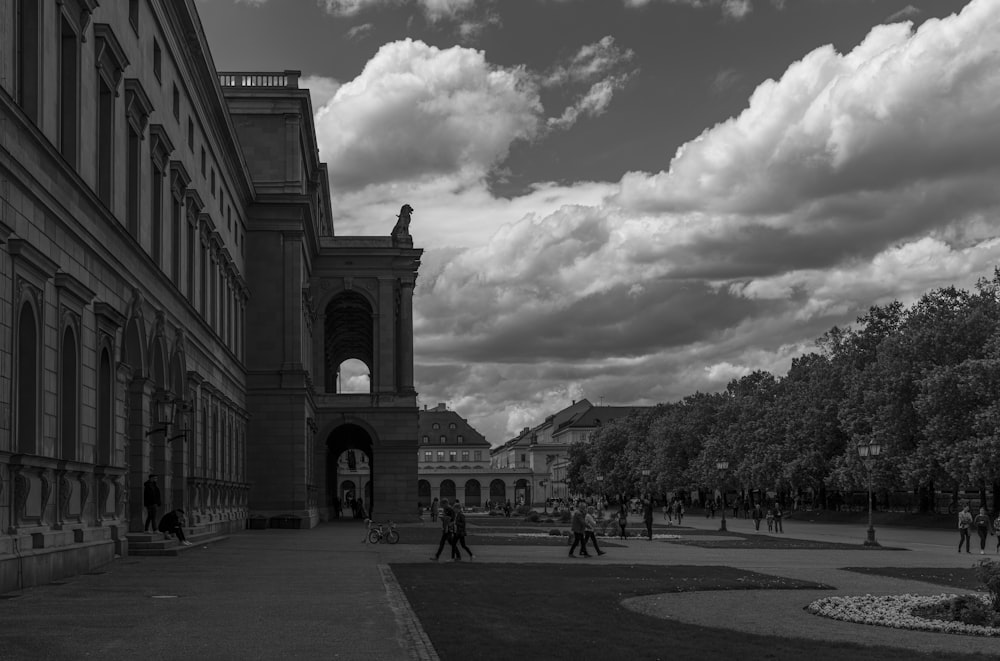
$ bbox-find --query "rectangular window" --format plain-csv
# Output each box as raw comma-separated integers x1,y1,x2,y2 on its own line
449,451,457,462
461,451,469,462
436,451,444,462
59,17,79,163
200,147,206,175
200,246,208,314
457,434,464,444
187,219,196,300
150,165,163,262
171,194,182,284
96,78,114,205
474,451,482,461
423,451,431,462
172,84,179,120
520,454,526,464
126,127,141,237
153,40,161,81
129,0,139,33
421,436,428,444
188,117,194,150
15,0,42,121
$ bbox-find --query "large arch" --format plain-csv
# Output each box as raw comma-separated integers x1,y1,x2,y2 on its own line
490,479,506,505
440,479,456,503
326,423,375,517
464,479,481,508
324,291,373,393
515,479,531,507
418,479,431,505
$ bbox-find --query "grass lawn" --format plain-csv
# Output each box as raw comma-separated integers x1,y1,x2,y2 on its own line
665,533,906,551
390,563,990,661
841,566,985,590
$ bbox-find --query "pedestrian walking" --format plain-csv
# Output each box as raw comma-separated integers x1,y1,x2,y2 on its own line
974,506,992,555
773,503,784,533
143,474,161,532
568,502,590,557
584,506,606,556
617,508,628,540
453,503,475,560
752,502,763,531
430,498,439,522
643,497,654,540
765,504,774,532
430,499,460,561
958,504,973,554
674,500,684,526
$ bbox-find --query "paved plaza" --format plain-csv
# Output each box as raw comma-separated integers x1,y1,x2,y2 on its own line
0,515,994,660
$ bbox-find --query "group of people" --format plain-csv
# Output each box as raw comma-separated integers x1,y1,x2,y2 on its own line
750,502,785,533
957,505,1000,554
569,501,608,557
429,499,475,562
142,474,192,546
661,499,686,524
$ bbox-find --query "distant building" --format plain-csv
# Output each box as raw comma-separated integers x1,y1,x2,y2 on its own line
491,399,648,504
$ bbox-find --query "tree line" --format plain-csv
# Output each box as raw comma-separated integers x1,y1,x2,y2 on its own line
567,270,1000,513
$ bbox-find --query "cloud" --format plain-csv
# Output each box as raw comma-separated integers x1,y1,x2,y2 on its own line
885,5,922,24
345,22,375,40
622,0,754,19
299,75,342,109
711,67,741,94
406,0,1000,442
541,36,638,131
617,1,1000,222
313,39,542,191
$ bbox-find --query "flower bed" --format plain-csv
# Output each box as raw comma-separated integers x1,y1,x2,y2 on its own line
807,593,1000,636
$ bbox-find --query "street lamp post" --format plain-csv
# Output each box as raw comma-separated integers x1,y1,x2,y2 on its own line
857,441,883,547
716,460,729,532
596,474,604,510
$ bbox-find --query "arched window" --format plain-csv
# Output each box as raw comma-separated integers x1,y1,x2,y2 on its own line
16,301,39,453
60,325,79,460
97,347,113,465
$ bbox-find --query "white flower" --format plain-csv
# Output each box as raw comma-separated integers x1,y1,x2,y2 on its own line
807,593,1000,637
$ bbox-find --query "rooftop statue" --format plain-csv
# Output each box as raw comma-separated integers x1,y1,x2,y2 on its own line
392,204,413,236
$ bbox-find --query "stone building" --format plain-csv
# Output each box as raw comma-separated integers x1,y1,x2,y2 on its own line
491,399,646,504
0,0,420,593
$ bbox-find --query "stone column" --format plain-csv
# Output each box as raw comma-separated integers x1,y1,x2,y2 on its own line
127,376,154,532
377,277,395,392
398,278,415,394
282,231,303,370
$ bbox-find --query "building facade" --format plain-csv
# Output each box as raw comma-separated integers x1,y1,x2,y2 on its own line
0,0,421,593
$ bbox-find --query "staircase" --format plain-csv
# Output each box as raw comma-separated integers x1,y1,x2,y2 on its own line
126,525,231,556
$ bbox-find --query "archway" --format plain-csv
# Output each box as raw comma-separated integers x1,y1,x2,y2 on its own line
326,423,374,518
440,479,456,504
464,480,481,508
324,292,373,393
490,479,506,507
418,479,431,507
515,479,531,507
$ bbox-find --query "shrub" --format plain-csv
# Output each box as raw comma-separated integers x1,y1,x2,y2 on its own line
977,559,1000,612
525,511,540,523
548,529,561,536
558,510,571,523
913,594,1000,627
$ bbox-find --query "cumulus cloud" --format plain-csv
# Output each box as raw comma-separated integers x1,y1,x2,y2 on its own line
623,0,753,19
617,1,1000,221
405,0,1000,442
314,39,542,191
300,75,341,110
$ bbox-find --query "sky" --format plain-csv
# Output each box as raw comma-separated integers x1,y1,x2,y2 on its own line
196,0,1000,446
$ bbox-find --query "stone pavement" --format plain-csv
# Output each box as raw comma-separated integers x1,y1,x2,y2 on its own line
0,515,995,660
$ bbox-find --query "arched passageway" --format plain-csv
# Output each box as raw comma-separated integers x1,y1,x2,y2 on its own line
326,424,375,518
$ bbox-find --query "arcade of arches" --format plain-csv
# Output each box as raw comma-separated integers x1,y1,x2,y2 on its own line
417,477,533,509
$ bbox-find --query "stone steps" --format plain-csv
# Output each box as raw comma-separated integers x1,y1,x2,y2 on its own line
125,527,230,557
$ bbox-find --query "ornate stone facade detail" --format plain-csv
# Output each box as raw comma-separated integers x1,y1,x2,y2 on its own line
12,470,29,522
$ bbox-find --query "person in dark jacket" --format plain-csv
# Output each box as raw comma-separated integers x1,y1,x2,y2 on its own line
453,503,475,560
158,509,192,546
568,502,590,557
143,474,161,532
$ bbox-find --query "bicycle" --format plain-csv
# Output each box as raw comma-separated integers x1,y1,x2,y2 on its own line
365,519,399,544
